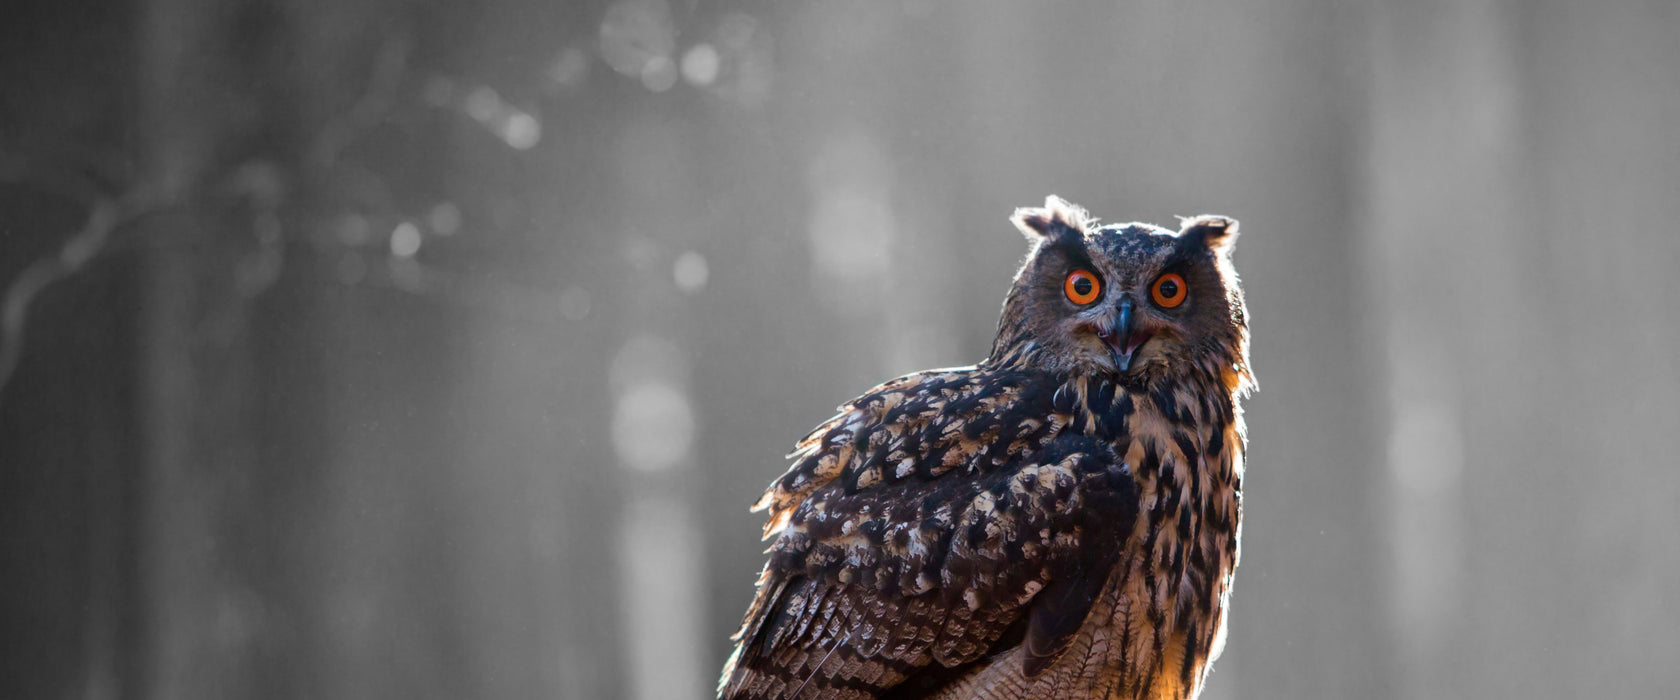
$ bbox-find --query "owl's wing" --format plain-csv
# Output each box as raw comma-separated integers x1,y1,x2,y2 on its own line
719,369,1139,699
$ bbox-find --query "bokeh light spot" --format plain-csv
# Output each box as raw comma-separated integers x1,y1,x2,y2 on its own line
427,202,461,235
681,44,720,86
501,111,541,150
390,222,422,257
640,55,678,92
612,381,694,472
672,251,708,294
809,189,892,285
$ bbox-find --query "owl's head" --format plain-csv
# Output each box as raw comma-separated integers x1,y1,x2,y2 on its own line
987,196,1251,391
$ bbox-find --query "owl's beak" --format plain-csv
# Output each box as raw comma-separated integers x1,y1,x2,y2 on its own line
1103,297,1147,372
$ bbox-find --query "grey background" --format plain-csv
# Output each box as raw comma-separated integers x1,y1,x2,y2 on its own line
2,1,1676,698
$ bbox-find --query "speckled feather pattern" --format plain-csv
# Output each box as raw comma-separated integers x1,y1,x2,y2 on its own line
720,198,1251,700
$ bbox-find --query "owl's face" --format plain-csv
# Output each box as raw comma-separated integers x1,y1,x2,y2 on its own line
990,197,1248,387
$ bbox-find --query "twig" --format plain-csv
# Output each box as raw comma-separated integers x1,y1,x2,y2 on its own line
308,33,413,169
0,187,162,398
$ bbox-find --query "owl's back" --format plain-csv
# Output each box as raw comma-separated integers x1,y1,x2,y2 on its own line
720,364,1245,700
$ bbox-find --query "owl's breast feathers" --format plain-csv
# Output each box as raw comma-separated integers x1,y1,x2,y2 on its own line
720,365,1245,700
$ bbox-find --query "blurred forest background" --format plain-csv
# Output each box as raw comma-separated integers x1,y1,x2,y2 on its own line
2,0,1678,698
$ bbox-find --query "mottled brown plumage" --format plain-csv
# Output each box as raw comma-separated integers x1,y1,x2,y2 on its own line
720,197,1253,700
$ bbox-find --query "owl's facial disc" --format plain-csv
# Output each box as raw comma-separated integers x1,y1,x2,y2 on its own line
1097,297,1153,372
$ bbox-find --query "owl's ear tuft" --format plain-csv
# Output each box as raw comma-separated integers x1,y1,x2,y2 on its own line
1011,195,1092,244
1178,215,1239,255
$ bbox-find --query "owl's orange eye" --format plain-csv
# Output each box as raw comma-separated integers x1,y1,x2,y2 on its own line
1064,269,1101,305
1151,273,1188,308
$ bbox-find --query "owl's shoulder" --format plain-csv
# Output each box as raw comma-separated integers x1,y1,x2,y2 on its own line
752,365,1068,533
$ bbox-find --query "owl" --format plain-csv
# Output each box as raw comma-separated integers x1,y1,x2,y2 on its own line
719,196,1253,700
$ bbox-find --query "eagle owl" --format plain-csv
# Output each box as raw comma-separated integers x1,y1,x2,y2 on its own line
719,196,1253,700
